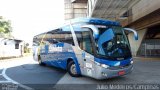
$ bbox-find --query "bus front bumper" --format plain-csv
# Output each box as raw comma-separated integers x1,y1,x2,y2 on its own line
93,64,133,80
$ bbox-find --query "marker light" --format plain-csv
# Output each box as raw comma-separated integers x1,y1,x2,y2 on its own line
94,61,101,66
101,64,109,68
130,58,133,64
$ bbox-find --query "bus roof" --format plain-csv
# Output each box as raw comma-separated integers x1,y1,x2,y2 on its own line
66,17,121,26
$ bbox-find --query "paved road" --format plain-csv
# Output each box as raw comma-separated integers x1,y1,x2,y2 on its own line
0,56,66,90
0,56,160,90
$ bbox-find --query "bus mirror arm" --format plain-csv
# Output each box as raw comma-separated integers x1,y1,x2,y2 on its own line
81,25,99,39
124,28,138,40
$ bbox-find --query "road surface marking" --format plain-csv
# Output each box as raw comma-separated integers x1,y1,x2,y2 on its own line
0,81,11,83
2,68,34,90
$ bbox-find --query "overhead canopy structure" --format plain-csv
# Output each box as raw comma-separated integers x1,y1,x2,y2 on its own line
89,0,140,20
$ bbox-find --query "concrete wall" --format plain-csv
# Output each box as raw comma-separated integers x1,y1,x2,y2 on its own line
64,0,87,20
128,29,147,56
132,0,160,22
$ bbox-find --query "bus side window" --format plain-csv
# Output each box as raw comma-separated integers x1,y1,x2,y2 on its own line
61,26,75,46
46,28,73,46
45,29,61,45
33,37,40,46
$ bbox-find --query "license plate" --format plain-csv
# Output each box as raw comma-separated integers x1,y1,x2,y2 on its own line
118,71,125,75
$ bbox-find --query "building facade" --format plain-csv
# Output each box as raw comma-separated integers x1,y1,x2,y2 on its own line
0,38,24,59
64,0,87,20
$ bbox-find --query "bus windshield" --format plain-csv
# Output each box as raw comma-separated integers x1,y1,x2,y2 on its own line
95,26,131,60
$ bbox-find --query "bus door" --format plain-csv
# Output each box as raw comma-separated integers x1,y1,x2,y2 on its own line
78,31,96,77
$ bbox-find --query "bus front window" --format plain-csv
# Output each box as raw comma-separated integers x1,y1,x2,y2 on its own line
96,26,131,60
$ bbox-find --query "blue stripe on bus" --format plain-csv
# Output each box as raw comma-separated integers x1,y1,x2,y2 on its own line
41,51,81,75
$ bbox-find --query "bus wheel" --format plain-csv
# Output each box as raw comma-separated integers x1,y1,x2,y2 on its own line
38,55,45,66
67,61,79,77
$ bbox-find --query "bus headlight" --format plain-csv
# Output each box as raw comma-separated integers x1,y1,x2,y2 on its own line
114,62,120,66
130,58,133,64
101,64,109,68
94,61,109,68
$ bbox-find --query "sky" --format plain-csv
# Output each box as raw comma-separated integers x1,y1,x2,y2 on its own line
0,0,64,45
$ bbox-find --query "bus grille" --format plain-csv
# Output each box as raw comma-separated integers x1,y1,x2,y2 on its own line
108,64,130,70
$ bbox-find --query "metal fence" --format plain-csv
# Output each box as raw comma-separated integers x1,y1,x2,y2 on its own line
138,42,160,57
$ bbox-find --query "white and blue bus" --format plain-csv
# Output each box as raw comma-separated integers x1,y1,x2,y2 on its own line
32,18,138,79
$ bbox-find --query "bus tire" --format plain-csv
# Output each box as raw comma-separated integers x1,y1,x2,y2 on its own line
67,61,79,77
38,55,45,66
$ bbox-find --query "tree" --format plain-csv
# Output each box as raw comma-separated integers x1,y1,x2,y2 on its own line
24,43,30,53
0,16,12,35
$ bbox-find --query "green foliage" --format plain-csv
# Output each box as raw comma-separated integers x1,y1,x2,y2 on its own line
0,16,12,34
24,43,31,53
0,27,5,32
24,46,30,53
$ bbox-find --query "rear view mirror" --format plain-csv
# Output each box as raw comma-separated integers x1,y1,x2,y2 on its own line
81,25,99,39
124,28,138,40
